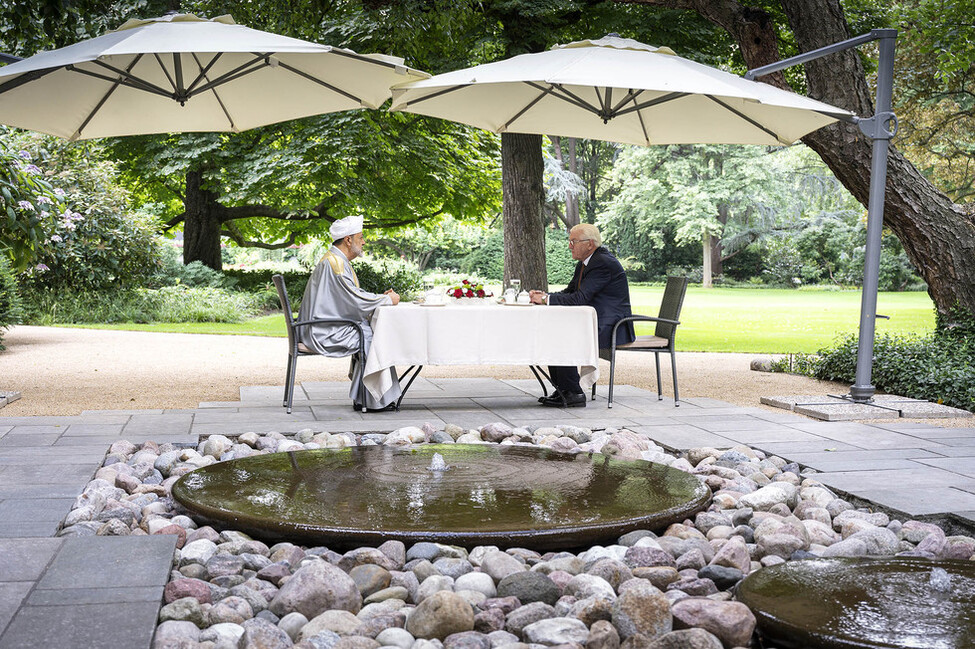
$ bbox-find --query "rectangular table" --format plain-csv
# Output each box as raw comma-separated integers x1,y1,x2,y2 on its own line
362,302,600,403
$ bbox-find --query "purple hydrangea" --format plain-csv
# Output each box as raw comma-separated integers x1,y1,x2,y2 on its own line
35,263,49,271
17,200,35,211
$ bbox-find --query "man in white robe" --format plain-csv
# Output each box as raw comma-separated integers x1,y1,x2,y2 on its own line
298,215,402,411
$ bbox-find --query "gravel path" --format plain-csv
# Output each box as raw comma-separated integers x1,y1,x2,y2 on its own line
0,325,965,427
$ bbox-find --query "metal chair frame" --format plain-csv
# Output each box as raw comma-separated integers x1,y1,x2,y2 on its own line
594,276,689,408
272,274,366,414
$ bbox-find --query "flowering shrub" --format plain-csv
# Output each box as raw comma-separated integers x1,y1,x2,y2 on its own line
10,132,163,294
448,278,492,299
0,133,65,269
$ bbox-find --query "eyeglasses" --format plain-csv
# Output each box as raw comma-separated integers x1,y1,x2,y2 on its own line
568,238,592,246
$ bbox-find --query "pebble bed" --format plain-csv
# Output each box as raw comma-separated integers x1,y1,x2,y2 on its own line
59,423,975,649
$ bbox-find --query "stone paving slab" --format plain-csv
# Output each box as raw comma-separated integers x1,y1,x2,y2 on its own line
0,584,31,643
0,433,60,447
630,425,736,451
0,539,62,581
717,427,839,445
60,423,126,436
0,499,76,523
0,601,162,649
754,440,864,455
914,457,975,478
0,429,9,438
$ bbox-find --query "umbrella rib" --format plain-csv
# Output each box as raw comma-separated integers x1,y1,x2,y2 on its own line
610,89,644,114
0,67,60,95
188,54,274,97
190,52,237,131
81,58,175,98
531,82,603,117
184,53,224,95
275,59,364,105
72,56,144,140
614,92,689,117
152,53,179,95
501,83,559,131
706,95,790,144
397,84,468,107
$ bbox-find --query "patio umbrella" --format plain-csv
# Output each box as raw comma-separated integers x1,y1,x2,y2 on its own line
390,35,854,146
0,13,428,140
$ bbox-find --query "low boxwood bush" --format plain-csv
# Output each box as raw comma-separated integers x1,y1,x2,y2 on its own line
812,328,975,413
0,255,22,350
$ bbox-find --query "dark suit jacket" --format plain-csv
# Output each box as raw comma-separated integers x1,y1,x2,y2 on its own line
549,246,635,349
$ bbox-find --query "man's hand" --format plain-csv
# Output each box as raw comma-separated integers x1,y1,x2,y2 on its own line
529,290,547,305
385,289,400,305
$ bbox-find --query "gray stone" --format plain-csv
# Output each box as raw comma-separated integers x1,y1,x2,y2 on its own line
568,596,614,626
239,617,294,649
563,574,616,601
623,547,676,570
435,558,475,579
585,559,632,591
350,564,393,598
209,595,254,625
497,571,561,606
475,608,507,634
180,539,218,566
522,617,589,645
406,590,475,640
646,629,722,649
201,622,246,647
585,620,619,649
207,552,245,579
443,630,492,649
482,551,527,582
456,572,497,598
375,628,414,649
610,583,671,640
269,558,362,619
278,612,310,642
670,599,755,648
153,620,201,646
159,597,205,626
301,610,364,639
505,602,557,636
417,575,455,602
408,542,445,562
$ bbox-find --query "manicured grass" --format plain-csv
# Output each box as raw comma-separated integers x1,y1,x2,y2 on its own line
59,287,937,354
629,286,936,353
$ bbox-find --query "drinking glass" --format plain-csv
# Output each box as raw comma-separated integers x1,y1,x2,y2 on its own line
509,278,521,294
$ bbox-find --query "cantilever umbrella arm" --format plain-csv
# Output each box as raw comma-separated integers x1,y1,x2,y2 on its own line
746,28,898,403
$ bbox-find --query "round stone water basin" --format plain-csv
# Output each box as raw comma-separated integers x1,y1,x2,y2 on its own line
736,557,975,649
172,444,710,549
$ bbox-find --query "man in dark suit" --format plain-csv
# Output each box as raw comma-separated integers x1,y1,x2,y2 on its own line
529,224,634,407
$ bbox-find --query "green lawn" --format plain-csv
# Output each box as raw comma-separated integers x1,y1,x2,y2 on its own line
630,286,935,353
61,286,937,354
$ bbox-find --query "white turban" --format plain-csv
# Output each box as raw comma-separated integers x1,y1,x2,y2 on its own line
329,215,363,241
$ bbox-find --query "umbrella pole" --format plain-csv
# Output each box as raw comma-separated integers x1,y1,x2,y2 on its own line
746,29,898,403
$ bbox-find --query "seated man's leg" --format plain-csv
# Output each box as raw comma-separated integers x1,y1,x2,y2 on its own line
542,365,586,407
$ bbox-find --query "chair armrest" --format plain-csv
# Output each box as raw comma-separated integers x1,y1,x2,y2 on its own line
609,315,680,352
290,319,366,353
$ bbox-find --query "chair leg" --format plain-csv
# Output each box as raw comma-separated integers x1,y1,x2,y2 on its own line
607,350,616,409
671,348,680,407
283,353,294,407
591,383,596,401
287,351,300,415
654,352,663,400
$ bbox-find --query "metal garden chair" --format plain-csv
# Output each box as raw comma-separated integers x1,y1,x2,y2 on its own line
594,276,689,408
272,274,366,413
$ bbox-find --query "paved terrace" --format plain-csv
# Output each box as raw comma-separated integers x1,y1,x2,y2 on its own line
0,377,973,648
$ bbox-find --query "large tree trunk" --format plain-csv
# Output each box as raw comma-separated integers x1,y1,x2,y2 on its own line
502,133,548,291
619,0,975,317
780,0,975,317
182,170,224,270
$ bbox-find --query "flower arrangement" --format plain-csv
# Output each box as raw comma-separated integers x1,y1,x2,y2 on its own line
448,279,492,299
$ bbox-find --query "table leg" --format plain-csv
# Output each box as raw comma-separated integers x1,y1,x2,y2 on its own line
395,365,424,411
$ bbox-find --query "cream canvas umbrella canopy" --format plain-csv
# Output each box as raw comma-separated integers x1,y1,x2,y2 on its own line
0,13,428,140
391,35,854,146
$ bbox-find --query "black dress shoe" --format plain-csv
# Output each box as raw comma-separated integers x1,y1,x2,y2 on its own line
540,392,586,408
353,403,397,413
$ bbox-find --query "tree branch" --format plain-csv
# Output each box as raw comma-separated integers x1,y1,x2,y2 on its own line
221,224,298,250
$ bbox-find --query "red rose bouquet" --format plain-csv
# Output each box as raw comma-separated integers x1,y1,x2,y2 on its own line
447,279,492,299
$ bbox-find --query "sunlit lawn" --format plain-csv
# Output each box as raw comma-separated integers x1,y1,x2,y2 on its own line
65,286,937,354
629,286,935,353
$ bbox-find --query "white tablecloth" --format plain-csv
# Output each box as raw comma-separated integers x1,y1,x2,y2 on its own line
362,303,600,400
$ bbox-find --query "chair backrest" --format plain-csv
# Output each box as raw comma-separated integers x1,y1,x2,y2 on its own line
272,274,298,349
655,276,689,341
